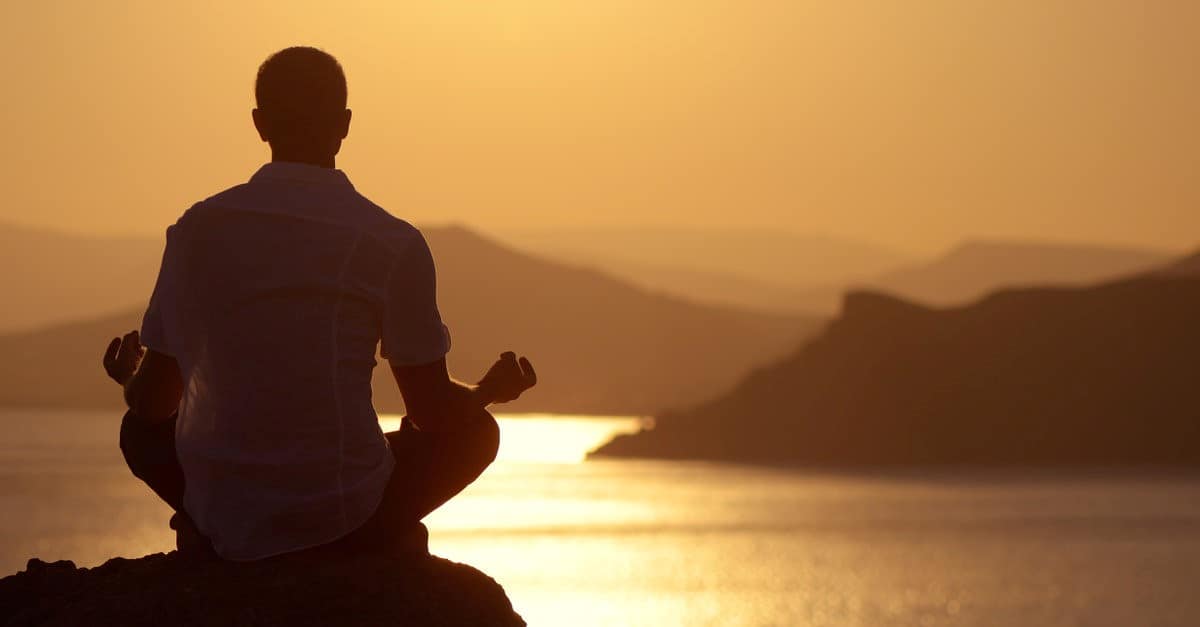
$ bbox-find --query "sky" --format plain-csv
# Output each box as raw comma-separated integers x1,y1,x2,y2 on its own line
0,0,1197,254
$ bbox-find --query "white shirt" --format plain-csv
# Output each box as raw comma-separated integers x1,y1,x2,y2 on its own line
141,162,451,560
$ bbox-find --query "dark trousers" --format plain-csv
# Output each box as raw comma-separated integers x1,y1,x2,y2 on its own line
119,409,499,556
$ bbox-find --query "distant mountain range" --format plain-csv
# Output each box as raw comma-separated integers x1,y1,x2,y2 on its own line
494,226,913,291
0,225,816,415
593,253,1200,465
1160,250,1200,276
544,257,817,314
847,239,1173,308
499,228,1172,315
0,222,163,333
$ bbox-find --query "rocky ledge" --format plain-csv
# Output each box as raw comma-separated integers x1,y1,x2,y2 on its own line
0,551,525,626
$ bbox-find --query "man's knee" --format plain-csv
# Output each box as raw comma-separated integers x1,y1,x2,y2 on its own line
119,411,149,479
462,409,500,474
119,410,187,511
119,411,175,481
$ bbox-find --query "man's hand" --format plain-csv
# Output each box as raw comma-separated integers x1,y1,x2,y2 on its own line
103,330,145,386
476,352,537,405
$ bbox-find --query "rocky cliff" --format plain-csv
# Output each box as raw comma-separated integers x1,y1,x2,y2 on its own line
0,551,524,627
593,274,1200,466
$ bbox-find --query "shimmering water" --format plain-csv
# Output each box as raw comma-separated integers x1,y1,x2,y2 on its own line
2,409,1199,626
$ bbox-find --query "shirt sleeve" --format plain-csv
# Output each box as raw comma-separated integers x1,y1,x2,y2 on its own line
140,225,176,356
380,231,452,365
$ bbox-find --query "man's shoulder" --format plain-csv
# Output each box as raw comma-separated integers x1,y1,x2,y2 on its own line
165,174,428,259
346,192,427,254
176,182,255,221
199,182,254,206
161,183,252,232
181,182,423,248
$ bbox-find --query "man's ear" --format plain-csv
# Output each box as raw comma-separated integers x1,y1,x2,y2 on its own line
338,109,352,140
251,108,270,143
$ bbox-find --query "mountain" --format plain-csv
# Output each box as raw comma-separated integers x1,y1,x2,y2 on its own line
792,239,1174,314
1158,250,1200,276
0,222,163,333
497,229,1171,317
0,226,816,415
494,226,913,291
592,265,1200,465
871,240,1172,304
548,257,816,314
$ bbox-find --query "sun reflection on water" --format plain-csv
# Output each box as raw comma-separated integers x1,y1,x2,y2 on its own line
378,413,646,464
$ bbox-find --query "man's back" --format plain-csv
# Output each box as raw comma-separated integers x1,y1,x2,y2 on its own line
108,47,532,564
141,162,451,559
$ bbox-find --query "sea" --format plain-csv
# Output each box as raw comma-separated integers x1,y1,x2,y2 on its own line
1,409,1198,626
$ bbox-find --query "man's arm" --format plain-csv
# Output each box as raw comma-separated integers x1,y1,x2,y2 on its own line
103,331,183,424
390,352,536,433
380,229,535,426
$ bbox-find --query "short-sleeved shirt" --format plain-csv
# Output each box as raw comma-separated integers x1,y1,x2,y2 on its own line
141,162,451,560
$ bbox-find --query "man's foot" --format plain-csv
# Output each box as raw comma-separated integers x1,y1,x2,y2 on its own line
323,520,429,559
169,512,216,559
384,522,430,559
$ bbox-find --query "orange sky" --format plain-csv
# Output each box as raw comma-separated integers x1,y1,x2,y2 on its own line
1,1,1197,253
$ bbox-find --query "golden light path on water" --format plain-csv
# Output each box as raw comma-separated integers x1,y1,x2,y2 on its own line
379,414,652,536
382,413,687,625
380,413,647,465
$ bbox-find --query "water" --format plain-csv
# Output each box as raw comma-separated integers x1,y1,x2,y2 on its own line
2,409,1199,626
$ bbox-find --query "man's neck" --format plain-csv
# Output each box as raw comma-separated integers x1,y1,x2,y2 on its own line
270,150,336,169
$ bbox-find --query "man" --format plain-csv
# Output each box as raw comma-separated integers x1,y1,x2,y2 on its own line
101,47,536,560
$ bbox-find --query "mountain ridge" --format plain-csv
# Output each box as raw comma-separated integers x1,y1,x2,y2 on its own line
592,255,1200,465
496,226,1174,315
0,221,164,333
495,226,914,288
793,238,1173,314
0,224,816,415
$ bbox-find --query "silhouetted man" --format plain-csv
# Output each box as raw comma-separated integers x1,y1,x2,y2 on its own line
102,47,536,560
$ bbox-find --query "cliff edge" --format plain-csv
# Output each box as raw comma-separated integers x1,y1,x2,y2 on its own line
0,551,525,627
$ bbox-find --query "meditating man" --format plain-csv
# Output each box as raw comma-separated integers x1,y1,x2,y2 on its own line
101,47,536,560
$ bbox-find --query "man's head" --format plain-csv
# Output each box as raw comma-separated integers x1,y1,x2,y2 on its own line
252,47,351,165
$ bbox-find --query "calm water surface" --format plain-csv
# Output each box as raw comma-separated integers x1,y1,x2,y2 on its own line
2,409,1199,626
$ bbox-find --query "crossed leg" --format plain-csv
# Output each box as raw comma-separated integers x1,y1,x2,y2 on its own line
336,411,500,553
118,409,500,557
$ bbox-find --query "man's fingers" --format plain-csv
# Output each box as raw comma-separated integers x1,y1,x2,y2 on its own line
116,330,140,363
115,341,131,364
104,337,121,365
518,357,537,388
482,352,535,402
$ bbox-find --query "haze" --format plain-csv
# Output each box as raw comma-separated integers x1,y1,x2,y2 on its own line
2,1,1197,253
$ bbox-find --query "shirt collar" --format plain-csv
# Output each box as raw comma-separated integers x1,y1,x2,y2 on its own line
250,162,354,188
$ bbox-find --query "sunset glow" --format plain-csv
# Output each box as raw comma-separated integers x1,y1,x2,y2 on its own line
2,2,1199,625
2,1,1198,251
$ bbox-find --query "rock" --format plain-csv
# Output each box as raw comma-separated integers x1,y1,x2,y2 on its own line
0,551,525,626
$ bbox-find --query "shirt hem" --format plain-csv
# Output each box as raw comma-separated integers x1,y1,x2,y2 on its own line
208,459,396,562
